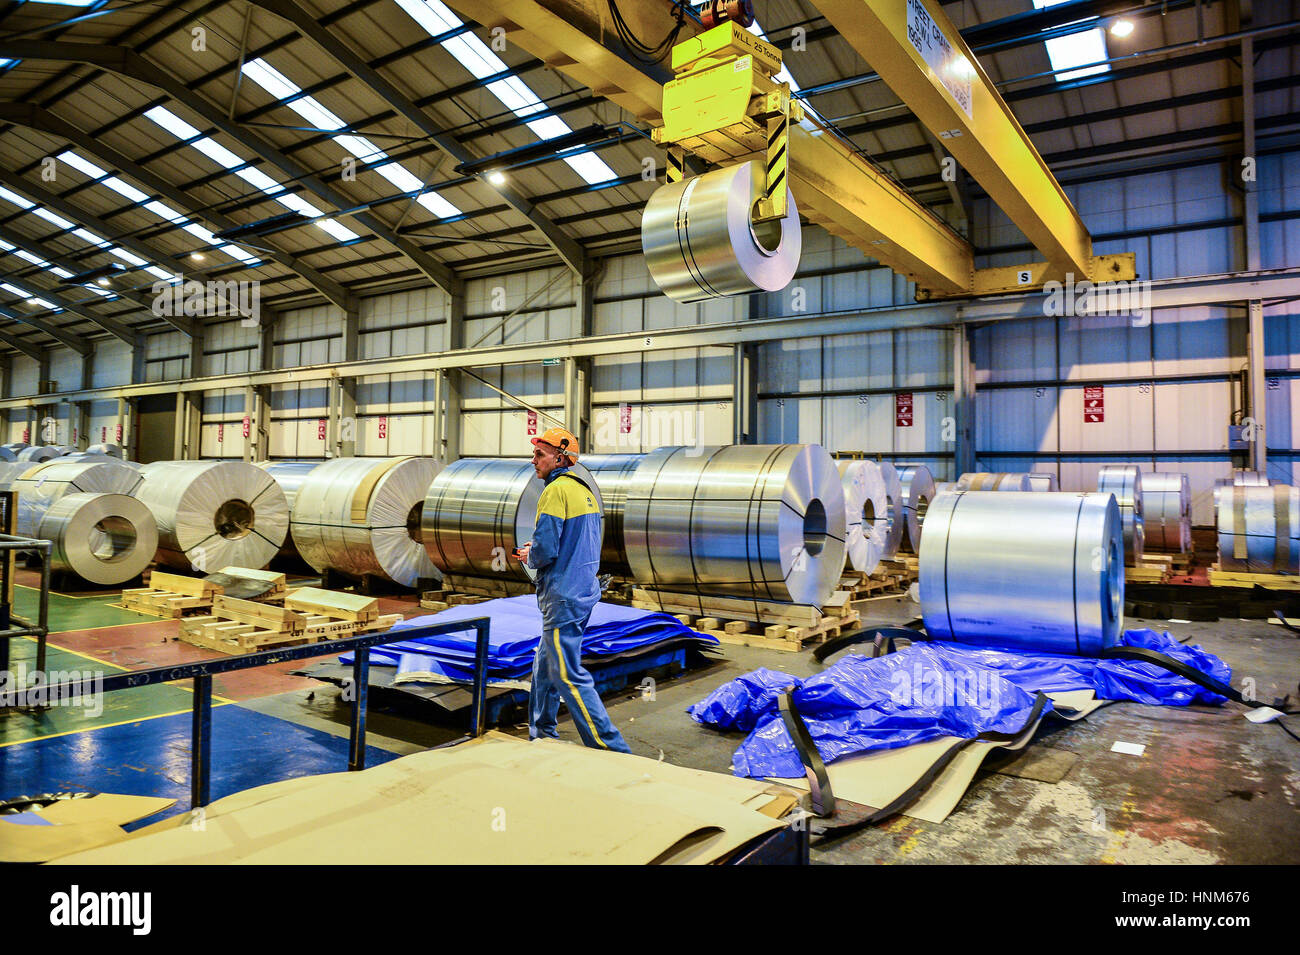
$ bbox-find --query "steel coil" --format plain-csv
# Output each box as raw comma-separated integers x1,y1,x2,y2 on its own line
84,443,123,458
920,490,1125,655
957,471,1032,491
290,456,441,587
39,492,158,585
1233,469,1270,486
138,460,289,572
1216,483,1299,573
423,458,603,584
581,454,645,578
624,445,845,606
1097,465,1144,565
838,460,889,575
1027,472,1060,491
642,161,801,303
9,460,144,540
1142,472,1191,554
0,461,34,490
897,464,936,554
0,446,14,462
18,446,60,463
255,460,324,559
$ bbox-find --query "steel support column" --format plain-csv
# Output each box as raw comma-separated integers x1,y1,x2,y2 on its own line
1242,28,1267,474
952,324,976,478
173,391,201,459
440,369,462,464
732,343,757,445
243,385,269,461
327,375,356,459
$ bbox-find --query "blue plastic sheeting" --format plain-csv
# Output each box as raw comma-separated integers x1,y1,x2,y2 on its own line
690,628,1232,779
340,595,716,683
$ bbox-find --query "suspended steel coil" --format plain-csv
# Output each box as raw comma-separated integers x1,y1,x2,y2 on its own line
580,454,645,578
423,458,604,584
1142,472,1191,554
9,459,144,540
291,456,441,587
642,161,801,303
897,464,935,554
919,490,1125,655
1027,472,1060,491
1216,483,1299,574
39,492,158,586
1096,465,1144,565
624,445,846,607
138,460,289,572
838,459,889,575
957,471,1032,491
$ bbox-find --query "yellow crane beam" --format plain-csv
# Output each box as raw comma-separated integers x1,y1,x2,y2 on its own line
816,0,1118,289
449,0,974,294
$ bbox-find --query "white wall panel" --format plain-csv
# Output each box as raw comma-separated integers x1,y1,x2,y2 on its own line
48,349,83,393
92,339,132,388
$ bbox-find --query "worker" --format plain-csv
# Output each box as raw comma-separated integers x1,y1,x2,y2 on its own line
516,426,631,753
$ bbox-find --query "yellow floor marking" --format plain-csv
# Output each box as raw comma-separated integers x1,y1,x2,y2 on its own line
15,582,126,600
0,703,231,749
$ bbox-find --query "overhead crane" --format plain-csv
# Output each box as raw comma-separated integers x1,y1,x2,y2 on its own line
442,0,1135,300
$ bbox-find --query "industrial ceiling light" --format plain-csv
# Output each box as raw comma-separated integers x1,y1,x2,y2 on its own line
97,276,111,287
190,251,205,261
1110,18,1134,38
486,170,507,186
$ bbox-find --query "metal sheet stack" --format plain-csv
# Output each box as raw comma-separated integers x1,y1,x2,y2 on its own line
1096,465,1144,565
255,459,325,559
837,460,890,574
40,492,158,585
291,456,441,588
897,464,935,554
1141,472,1191,554
623,445,845,607
138,460,289,573
423,458,603,584
580,454,644,578
1216,483,1300,574
920,490,1125,655
956,472,1032,491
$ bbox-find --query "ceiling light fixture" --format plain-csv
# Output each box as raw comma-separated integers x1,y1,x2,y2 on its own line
1110,18,1134,38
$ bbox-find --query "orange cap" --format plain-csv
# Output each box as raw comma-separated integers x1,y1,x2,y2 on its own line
531,426,580,462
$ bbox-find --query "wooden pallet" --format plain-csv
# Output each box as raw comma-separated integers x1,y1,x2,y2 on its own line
443,574,535,598
1208,566,1300,591
178,585,400,655
419,590,494,612
632,587,858,653
120,571,221,618
841,569,908,598
1125,563,1170,585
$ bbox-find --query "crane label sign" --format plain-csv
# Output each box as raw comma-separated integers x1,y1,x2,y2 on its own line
1084,386,1104,423
906,0,973,119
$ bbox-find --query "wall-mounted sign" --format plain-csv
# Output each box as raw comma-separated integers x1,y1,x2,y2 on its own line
526,410,538,436
895,392,914,427
1084,386,1104,423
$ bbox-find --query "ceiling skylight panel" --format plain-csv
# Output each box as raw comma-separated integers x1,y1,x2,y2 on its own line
391,0,617,185
143,105,360,241
1031,0,1110,81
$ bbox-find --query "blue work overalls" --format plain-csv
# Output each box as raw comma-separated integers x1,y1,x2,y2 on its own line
526,466,630,753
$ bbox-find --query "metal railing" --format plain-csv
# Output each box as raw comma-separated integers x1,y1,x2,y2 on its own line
2,615,491,809
0,490,51,676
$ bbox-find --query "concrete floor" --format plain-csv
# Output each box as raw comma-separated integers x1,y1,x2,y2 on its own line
6,576,1298,864
248,590,1300,865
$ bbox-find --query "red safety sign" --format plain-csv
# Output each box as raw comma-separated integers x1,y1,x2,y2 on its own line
895,392,914,428
102,426,108,442
115,424,123,443
377,416,388,440
217,424,224,443
21,428,29,443
242,415,251,439
317,419,328,441
526,410,538,436
1084,385,1104,423
619,403,632,435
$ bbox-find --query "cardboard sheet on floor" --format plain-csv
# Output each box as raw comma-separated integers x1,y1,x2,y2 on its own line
0,793,176,863
774,692,1111,825
51,734,793,865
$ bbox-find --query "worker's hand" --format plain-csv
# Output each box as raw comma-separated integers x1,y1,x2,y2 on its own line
514,543,531,564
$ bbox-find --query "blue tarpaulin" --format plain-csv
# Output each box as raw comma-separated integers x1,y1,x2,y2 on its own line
689,628,1232,779
340,595,717,683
